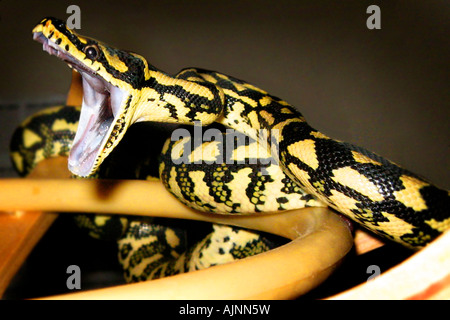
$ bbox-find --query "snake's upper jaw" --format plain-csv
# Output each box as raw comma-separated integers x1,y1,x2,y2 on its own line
33,31,93,75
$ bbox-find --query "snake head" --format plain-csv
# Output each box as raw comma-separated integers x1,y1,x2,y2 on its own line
32,17,152,177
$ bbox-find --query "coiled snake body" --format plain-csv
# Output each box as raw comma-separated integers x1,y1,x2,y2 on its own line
11,17,450,281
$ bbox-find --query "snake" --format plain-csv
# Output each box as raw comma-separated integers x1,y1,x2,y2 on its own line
10,17,450,283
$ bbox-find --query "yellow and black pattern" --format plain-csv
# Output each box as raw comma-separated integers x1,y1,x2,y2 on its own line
117,218,188,282
185,224,276,270
72,214,130,241
10,105,79,176
118,220,277,282
29,14,449,267
159,124,323,214
184,69,450,247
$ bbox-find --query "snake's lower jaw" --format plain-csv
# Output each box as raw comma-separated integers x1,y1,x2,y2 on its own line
68,74,127,177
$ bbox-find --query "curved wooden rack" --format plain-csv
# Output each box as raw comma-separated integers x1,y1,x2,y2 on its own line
0,177,448,299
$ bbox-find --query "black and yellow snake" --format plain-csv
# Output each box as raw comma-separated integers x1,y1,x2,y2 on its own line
10,17,450,283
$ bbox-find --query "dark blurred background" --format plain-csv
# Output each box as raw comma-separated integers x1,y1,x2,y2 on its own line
0,0,448,299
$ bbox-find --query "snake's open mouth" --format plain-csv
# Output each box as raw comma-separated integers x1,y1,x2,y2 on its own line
33,32,127,176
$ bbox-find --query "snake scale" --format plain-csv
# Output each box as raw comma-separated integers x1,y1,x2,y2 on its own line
10,17,450,282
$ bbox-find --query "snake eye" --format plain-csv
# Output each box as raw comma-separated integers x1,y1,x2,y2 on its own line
84,45,99,60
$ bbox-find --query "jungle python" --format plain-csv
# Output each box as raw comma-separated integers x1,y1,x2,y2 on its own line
22,17,450,260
